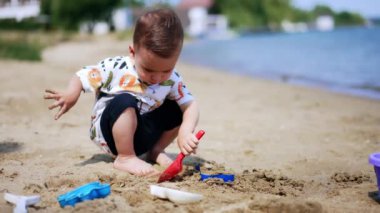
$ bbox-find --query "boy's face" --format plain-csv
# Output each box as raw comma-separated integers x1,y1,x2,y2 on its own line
129,45,180,85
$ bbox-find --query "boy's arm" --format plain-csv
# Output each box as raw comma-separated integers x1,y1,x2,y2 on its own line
178,100,200,155
44,75,83,120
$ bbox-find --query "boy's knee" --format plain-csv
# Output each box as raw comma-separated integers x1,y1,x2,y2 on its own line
113,101,139,130
112,93,138,110
121,107,136,116
106,93,139,121
117,107,138,126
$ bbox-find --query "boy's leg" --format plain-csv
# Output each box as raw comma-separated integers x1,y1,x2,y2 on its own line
148,127,179,166
100,93,158,176
143,99,183,166
112,107,159,176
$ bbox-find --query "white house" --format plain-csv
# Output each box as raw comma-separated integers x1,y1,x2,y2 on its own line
0,0,40,21
80,7,133,35
186,6,208,37
176,0,212,38
176,0,233,39
0,0,133,35
315,15,335,31
112,7,133,31
281,20,308,33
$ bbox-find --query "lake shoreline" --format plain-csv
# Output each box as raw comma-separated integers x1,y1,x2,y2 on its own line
181,27,380,101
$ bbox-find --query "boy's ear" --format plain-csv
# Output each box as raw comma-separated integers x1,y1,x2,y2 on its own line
129,45,135,57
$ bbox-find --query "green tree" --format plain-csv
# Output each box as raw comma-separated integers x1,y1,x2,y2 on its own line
209,0,293,31
262,0,293,28
41,0,121,31
40,0,52,16
208,0,366,31
209,0,263,29
123,0,145,8
334,11,365,26
289,8,312,22
312,4,334,17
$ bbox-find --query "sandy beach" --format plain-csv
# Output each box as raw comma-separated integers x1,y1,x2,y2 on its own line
1,36,380,212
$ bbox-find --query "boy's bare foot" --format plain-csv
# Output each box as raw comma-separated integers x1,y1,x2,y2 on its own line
149,151,173,167
113,155,159,176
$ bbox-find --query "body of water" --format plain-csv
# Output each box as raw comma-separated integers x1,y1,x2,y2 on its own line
181,27,380,100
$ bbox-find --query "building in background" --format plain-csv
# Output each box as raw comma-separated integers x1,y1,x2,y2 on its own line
176,0,234,39
0,0,40,21
176,0,213,38
315,15,335,31
281,20,308,33
112,7,134,32
0,0,234,38
282,15,335,33
80,7,134,35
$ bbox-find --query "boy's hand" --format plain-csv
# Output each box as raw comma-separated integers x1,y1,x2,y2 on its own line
44,89,76,120
178,132,200,155
44,75,83,120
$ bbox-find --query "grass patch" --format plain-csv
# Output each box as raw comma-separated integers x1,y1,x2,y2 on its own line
0,39,42,61
0,30,73,61
115,29,134,41
0,18,45,31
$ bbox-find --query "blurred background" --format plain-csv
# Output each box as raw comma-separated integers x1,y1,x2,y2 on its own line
0,0,379,99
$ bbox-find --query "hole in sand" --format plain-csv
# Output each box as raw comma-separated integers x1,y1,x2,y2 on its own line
75,153,114,166
164,153,206,166
0,140,22,153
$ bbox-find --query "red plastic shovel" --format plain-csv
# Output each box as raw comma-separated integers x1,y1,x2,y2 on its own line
157,130,205,183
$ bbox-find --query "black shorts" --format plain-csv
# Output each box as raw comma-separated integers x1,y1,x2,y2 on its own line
100,93,183,156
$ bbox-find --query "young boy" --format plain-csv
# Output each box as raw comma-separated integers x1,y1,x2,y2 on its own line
44,8,200,176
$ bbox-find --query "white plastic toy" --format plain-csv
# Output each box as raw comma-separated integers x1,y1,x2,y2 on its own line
150,185,203,204
4,193,41,213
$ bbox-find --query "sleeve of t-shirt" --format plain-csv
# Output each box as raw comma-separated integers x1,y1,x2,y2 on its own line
167,71,194,105
75,57,118,93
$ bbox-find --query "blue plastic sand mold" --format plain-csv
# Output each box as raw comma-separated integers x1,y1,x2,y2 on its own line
57,182,111,208
195,165,235,182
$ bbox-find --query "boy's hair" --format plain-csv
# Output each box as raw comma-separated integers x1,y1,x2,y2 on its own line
133,8,184,58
